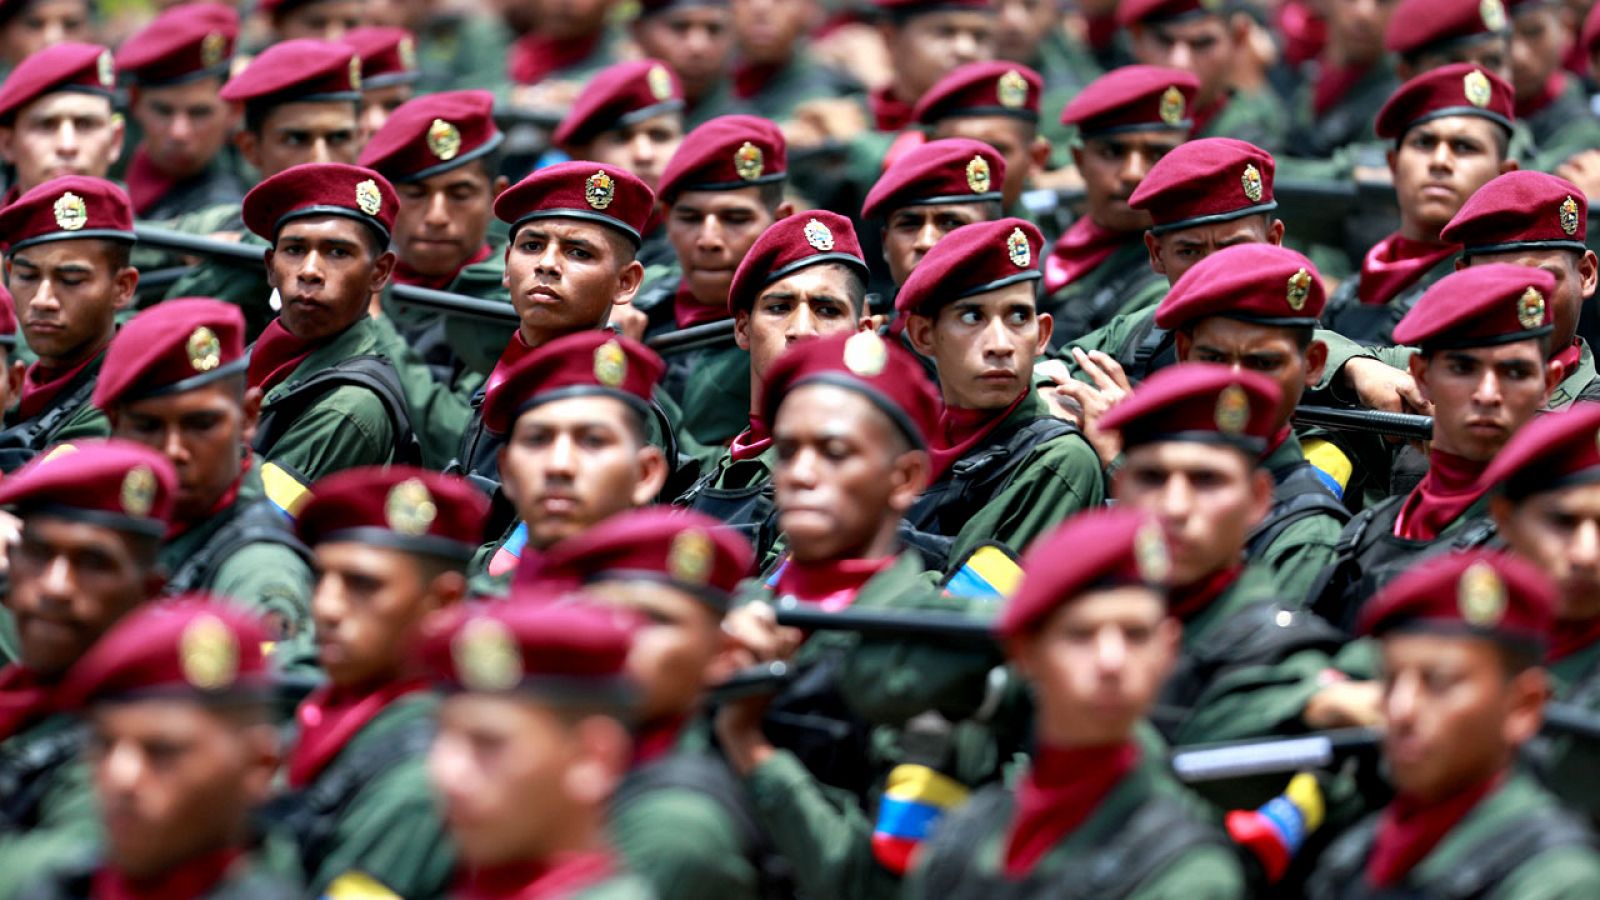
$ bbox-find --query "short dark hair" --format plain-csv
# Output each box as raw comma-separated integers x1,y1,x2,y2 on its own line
758,180,786,213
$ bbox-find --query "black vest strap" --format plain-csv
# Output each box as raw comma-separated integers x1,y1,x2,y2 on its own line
253,355,422,467
162,500,311,597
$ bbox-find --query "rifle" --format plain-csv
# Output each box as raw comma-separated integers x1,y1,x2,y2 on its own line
1292,405,1434,441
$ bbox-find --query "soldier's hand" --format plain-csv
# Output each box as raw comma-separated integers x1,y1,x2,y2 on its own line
722,603,803,665
1052,378,1124,466
715,693,778,775
1557,150,1600,201
788,98,869,146
609,299,648,342
1073,348,1133,404
1341,356,1432,416
1303,679,1383,729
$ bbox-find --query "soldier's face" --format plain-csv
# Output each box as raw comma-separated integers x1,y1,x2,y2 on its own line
1072,132,1182,234
1465,248,1597,356
311,542,448,688
634,8,734,101
583,581,725,723
394,163,499,279
1390,116,1510,239
88,701,277,881
358,83,414,145
0,0,89,66
581,113,684,193
1511,7,1568,102
906,282,1052,411
994,0,1060,64
533,0,616,40
735,263,865,384
1113,443,1272,588
731,0,816,65
1145,214,1282,285
1410,342,1555,462
131,78,236,181
238,102,360,179
111,381,257,524
881,11,997,100
266,216,396,341
881,202,993,286
1178,318,1327,430
1325,0,1395,67
666,188,778,307
0,92,122,191
7,238,134,368
934,117,1039,209
1409,36,1511,83
503,219,643,346
1498,484,1600,620
274,0,364,40
1130,16,1234,104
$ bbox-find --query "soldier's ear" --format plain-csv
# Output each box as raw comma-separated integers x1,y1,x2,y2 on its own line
887,449,931,513
1143,232,1164,275
240,387,264,447
1267,219,1285,246
234,129,260,170
0,126,15,165
614,259,645,305
1304,340,1329,388
632,445,670,506
733,310,752,351
1579,250,1598,300
1034,312,1054,355
1503,666,1549,749
904,313,937,356
367,250,397,293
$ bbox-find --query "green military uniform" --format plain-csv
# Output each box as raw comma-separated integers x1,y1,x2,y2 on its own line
16,851,298,899
1524,77,1600,173
1550,339,1600,407
1043,239,1167,346
0,350,111,471
734,55,852,122
131,155,249,223
676,441,776,557
413,11,514,93
158,204,278,341
1200,87,1288,153
1256,436,1345,601
1320,251,1457,345
382,231,512,380
1540,645,1600,825
0,714,97,900
1286,63,1397,159
640,282,752,450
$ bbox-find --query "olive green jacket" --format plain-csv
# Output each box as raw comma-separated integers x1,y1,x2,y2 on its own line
0,715,97,900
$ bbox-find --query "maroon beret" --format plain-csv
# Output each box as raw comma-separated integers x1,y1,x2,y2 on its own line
57,600,272,709
0,43,115,123
218,39,361,105
552,59,684,150
94,298,246,410
359,90,503,183
912,61,1042,124
728,210,869,315
493,161,655,245
343,26,420,89
0,284,16,347
482,331,665,436
1386,0,1508,56
117,3,237,87
860,138,1005,220
1483,402,1600,500
1118,0,1224,26
1155,244,1326,330
1099,362,1282,454
1129,137,1277,235
761,330,941,449
1442,170,1588,256
242,162,397,244
297,466,489,561
1000,507,1172,638
1375,63,1514,139
0,176,135,254
1060,65,1199,137
896,217,1043,320
656,114,786,203
0,438,177,536
1358,550,1555,652
1392,263,1554,349
420,601,636,709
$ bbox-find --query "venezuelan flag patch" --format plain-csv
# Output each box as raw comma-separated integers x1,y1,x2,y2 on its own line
488,521,529,577
261,462,311,518
942,542,1023,605
871,764,970,875
322,870,400,899
1301,438,1351,500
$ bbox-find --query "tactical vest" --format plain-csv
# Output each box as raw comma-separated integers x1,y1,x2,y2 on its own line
904,416,1081,544
1051,262,1165,348
0,726,82,833
0,370,99,473
161,500,312,598
17,855,300,900
1114,318,1178,385
678,466,774,552
252,355,422,467
755,639,877,801
1247,460,1352,563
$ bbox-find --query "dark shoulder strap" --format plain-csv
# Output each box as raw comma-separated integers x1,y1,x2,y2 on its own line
1307,503,1386,625
1431,806,1597,900
0,727,84,831
1247,463,1352,561
1307,814,1382,900
911,784,1014,897
1079,792,1233,899
0,373,99,470
163,500,311,596
253,355,421,466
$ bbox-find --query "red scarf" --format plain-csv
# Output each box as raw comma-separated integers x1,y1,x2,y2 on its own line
1357,234,1458,306
774,556,895,612
124,147,180,219
729,416,771,462
508,29,602,86
486,330,539,400
1084,13,1117,51
1003,742,1139,878
1044,217,1133,295
288,679,427,788
673,284,729,330
1549,615,1600,664
394,243,494,292
732,60,781,100
1313,63,1370,117
16,349,103,422
246,319,321,395
1278,0,1328,68
0,665,54,742
1552,339,1584,387
632,714,686,767
929,392,1027,481
455,851,617,900
1169,565,1243,622
1516,72,1567,120
93,848,243,900
1394,449,1489,542
868,85,915,133
167,457,251,541
1367,775,1500,888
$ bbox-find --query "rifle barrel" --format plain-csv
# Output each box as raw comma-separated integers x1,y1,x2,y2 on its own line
1292,405,1434,441
772,604,997,645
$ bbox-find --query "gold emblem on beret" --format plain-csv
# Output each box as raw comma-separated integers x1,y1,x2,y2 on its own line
1214,384,1250,434
121,465,157,517
669,529,713,585
594,339,627,387
734,141,765,182
200,32,227,69
398,36,417,72
966,155,991,194
427,118,461,162
186,326,221,373
1241,164,1264,203
803,218,834,251
1458,560,1507,627
180,614,238,691
1007,227,1031,268
585,170,615,210
1517,286,1547,329
843,330,888,377
52,192,87,231
1287,268,1313,312
1464,69,1492,109
348,54,362,90
97,50,113,88
647,64,674,101
355,179,382,216
1133,520,1171,584
1480,0,1506,31
385,477,437,536
453,617,521,692
997,69,1029,109
1561,195,1581,236
1159,86,1186,126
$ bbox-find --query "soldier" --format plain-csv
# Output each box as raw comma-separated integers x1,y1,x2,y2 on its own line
0,441,175,899
0,43,121,202
862,0,995,133
906,508,1246,898
729,0,850,121
0,176,137,470
20,602,297,899
994,0,1096,92
93,298,312,642
277,467,486,896
911,62,1049,214
506,0,623,101
632,0,738,127
0,0,89,73
115,3,247,221
1284,0,1398,158
422,602,654,897
344,26,422,144
1043,65,1196,343
260,0,364,42
1386,0,1512,81
860,138,1006,288
1507,0,1600,170
1308,551,1600,898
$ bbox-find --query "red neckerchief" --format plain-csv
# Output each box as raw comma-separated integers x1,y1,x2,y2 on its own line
486,330,539,401
1169,565,1243,622
1313,62,1370,117
1357,234,1458,306
508,29,602,86
1552,339,1584,386
1044,217,1135,295
394,242,494,292
1549,615,1600,664
1367,774,1501,888
1394,449,1489,542
1084,13,1117,51
632,714,687,767
455,851,617,900
1003,742,1139,878
288,679,428,788
729,415,772,462
774,556,896,612
167,457,252,541
1190,94,1227,137
246,318,322,395
17,349,103,422
732,60,781,100
929,391,1027,481
869,85,915,133
1264,425,1293,460
1516,72,1567,120
673,283,729,330
92,847,244,900
124,147,180,219
0,665,54,742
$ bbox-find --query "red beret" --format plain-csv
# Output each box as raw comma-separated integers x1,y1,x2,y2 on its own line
552,59,684,150
1060,65,1199,137
1483,402,1600,500
912,61,1042,124
1357,550,1555,652
420,601,636,708
1442,170,1588,255
94,298,246,410
493,161,655,245
860,138,1005,220
1155,244,1326,330
0,42,115,123
117,3,237,87
0,438,177,536
482,331,665,436
0,283,16,347
0,176,135,254
896,217,1043,320
343,26,420,89
1129,137,1277,235
1000,507,1172,639
1392,263,1554,349
761,330,941,449
657,114,786,203
242,162,398,244
296,466,489,561
359,90,503,183
1375,63,1514,139
1118,0,1224,26
1385,0,1508,56
57,600,271,709
219,39,360,105
728,210,869,315
1100,362,1282,453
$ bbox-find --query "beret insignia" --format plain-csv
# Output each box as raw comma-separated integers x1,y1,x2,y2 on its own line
1287,268,1312,312
200,32,226,68
1464,69,1492,109
427,118,461,161
385,478,437,536
453,617,521,692
1517,286,1546,329
1480,0,1506,31
1007,227,1031,268
398,36,416,72
1561,195,1580,236
997,69,1029,109
180,614,238,691
594,339,627,387
734,142,764,182
121,465,156,516
53,192,87,231
1159,86,1185,126
348,54,362,90
97,50,114,88
1133,521,1171,584
648,64,673,101
668,529,713,585
186,326,222,372
1241,164,1263,203
1458,560,1506,627
1214,384,1250,434
967,155,991,194
585,170,615,210
843,330,888,377
803,218,834,251
355,179,382,216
